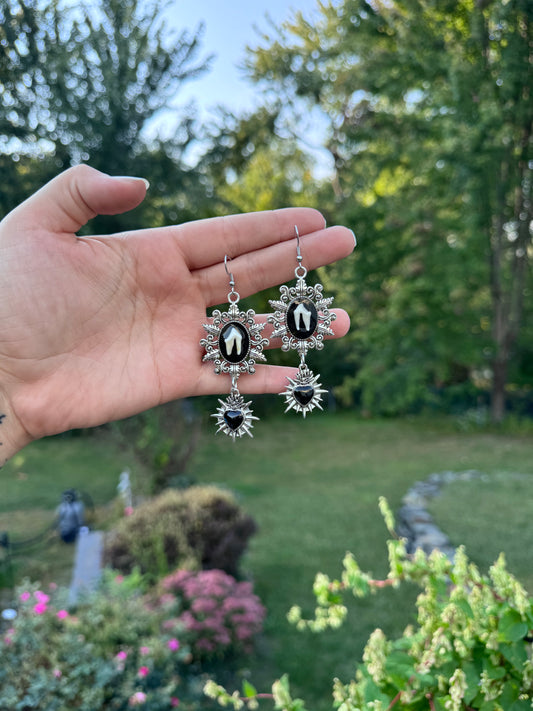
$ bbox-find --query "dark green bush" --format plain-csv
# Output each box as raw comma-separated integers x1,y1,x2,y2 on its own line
104,486,257,580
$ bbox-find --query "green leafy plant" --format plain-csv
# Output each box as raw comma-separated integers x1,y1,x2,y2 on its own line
104,486,257,580
205,498,533,710
0,572,194,710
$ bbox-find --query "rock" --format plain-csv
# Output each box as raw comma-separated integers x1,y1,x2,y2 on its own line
69,529,104,604
402,492,429,508
395,470,491,560
410,481,441,498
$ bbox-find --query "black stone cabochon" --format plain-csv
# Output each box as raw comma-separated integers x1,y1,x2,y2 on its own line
223,409,244,431
219,322,250,363
293,384,315,406
286,297,318,340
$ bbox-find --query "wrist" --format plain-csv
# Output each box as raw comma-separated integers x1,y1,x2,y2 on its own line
0,392,32,466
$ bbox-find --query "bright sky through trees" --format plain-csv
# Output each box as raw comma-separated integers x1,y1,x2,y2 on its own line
164,0,321,118
157,0,332,174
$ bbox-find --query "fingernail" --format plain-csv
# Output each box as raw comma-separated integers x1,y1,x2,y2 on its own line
350,229,357,248
111,175,150,190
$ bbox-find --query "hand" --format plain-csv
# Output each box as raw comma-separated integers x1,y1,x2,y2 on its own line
0,165,355,460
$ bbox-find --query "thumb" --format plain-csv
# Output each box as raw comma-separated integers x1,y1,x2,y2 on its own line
9,164,149,235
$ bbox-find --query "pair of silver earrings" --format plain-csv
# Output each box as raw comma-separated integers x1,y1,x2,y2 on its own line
200,226,336,441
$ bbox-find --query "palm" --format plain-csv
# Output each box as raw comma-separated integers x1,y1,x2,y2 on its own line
0,166,354,445
1,230,204,435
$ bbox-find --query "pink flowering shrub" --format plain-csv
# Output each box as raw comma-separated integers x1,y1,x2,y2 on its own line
0,575,204,710
159,569,266,660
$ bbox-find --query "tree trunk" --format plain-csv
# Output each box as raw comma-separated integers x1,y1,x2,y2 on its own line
488,183,508,425
491,357,507,424
489,115,532,422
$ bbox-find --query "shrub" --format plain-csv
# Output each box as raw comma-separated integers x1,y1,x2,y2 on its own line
104,486,257,580
206,499,533,710
157,569,266,661
0,573,195,710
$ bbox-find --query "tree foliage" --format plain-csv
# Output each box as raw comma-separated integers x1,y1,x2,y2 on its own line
2,0,531,420
247,0,533,419
111,401,201,495
0,0,212,228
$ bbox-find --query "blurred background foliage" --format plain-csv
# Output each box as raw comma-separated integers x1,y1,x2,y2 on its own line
1,0,532,423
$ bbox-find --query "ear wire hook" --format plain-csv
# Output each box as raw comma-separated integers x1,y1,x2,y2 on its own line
295,225,302,264
294,225,307,279
224,254,240,303
224,254,235,288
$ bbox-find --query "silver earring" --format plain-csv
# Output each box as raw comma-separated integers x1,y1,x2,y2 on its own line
268,226,335,416
201,255,269,440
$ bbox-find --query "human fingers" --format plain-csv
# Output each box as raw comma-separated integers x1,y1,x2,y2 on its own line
5,165,149,235
264,307,350,345
195,363,299,396
167,207,327,271
196,225,355,307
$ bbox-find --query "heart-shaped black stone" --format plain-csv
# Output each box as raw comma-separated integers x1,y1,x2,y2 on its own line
293,385,314,407
224,409,244,431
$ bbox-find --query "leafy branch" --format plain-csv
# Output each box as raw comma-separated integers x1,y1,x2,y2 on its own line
205,498,533,710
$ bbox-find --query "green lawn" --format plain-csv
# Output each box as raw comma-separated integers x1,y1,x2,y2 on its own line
428,471,533,592
1,414,532,710
0,432,143,589
187,413,533,709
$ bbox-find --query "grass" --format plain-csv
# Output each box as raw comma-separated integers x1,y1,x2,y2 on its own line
428,471,533,592
0,432,142,589
187,412,533,708
1,414,532,709
0,432,140,511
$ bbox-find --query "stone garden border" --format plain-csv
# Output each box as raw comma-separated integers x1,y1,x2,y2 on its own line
395,470,492,561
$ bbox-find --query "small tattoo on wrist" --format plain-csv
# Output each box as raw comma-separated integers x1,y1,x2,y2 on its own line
0,415,6,455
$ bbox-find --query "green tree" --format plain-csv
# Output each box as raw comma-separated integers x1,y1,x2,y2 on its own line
0,0,211,228
111,400,201,494
198,106,323,324
247,0,533,420
200,105,283,190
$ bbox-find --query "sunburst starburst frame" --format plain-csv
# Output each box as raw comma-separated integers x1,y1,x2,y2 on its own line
268,278,335,356
212,391,258,440
281,366,327,417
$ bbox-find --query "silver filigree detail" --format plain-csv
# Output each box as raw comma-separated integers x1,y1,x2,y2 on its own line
268,276,336,357
201,301,268,377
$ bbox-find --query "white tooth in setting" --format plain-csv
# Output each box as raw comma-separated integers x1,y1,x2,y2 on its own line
223,325,243,356
294,302,312,331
